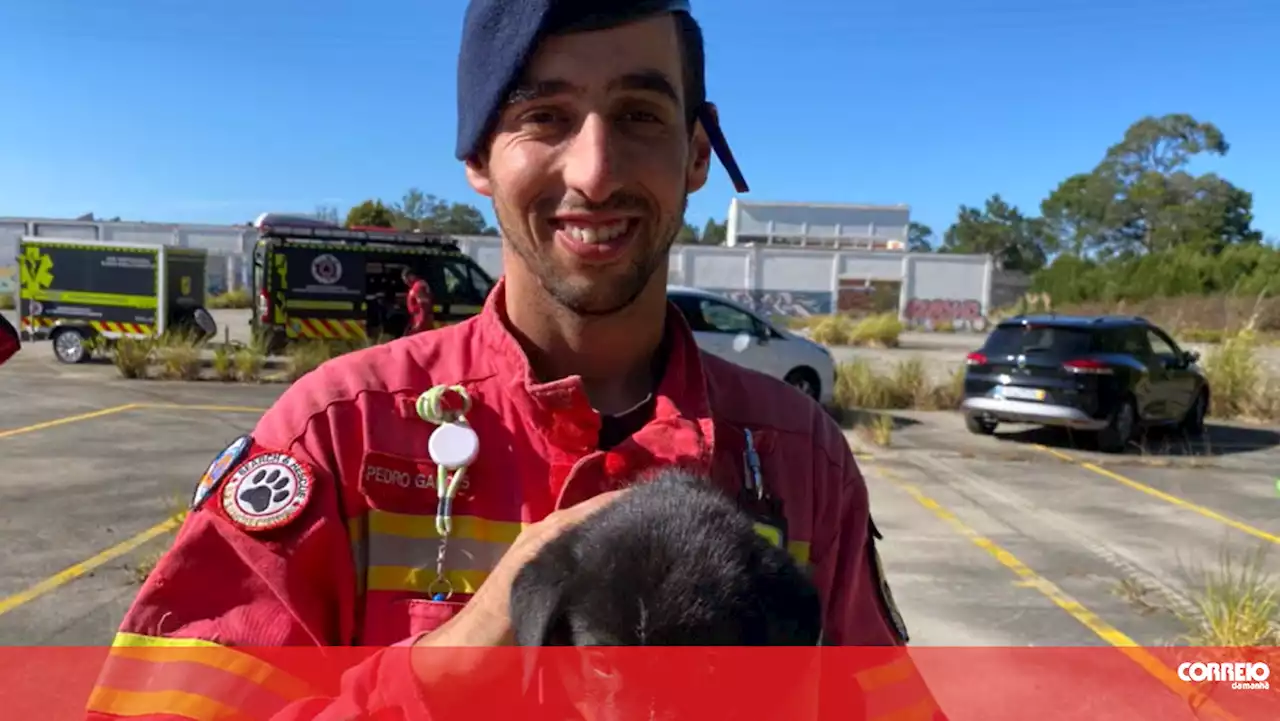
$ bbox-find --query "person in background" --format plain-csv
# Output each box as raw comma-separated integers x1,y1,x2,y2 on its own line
0,312,19,366
402,266,435,334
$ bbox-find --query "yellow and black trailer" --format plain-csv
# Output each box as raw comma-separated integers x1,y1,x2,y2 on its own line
249,218,496,354
17,236,214,364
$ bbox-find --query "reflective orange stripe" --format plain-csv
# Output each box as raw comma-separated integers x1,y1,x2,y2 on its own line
85,633,316,720
87,688,252,721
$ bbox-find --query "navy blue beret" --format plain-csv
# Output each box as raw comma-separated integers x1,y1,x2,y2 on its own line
456,0,749,193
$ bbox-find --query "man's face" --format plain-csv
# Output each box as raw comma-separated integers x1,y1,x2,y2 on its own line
466,14,712,317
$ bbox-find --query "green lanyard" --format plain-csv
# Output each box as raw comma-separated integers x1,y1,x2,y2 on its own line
415,384,479,601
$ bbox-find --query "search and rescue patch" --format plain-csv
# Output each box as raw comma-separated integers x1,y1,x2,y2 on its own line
191,434,253,511
221,452,313,532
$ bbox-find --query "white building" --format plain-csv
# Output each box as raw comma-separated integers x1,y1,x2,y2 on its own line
724,199,909,251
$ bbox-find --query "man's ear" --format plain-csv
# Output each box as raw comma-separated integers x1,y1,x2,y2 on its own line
686,103,715,194
464,153,494,198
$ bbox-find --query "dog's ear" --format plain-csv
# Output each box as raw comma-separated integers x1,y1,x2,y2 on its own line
510,539,576,647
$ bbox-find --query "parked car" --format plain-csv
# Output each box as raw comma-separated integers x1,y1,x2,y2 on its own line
667,286,836,409
959,314,1210,453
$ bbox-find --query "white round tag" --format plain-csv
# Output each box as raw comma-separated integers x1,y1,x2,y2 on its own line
428,422,480,469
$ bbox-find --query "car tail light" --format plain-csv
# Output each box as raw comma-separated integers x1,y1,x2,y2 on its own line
258,290,271,324
1063,358,1113,375
965,352,987,365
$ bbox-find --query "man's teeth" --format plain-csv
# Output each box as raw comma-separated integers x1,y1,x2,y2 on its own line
564,220,630,244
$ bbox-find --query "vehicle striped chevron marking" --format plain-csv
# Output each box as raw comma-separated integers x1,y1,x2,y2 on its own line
288,318,368,340
90,321,154,335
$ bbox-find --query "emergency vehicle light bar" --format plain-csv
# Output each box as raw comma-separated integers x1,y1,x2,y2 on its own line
257,223,460,249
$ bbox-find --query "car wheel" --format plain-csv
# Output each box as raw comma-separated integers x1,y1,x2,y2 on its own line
52,327,89,365
1097,397,1136,453
784,367,821,401
965,414,997,435
1180,389,1208,435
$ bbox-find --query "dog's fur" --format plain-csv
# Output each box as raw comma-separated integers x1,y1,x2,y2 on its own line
509,466,823,647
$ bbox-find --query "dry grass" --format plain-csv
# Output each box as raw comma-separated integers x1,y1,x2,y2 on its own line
207,288,252,309
154,332,204,381
1172,542,1280,648
834,358,965,413
809,312,904,348
112,337,154,378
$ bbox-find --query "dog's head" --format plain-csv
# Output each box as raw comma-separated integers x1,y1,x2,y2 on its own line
509,466,823,717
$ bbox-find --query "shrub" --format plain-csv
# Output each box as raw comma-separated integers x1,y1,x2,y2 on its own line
234,346,266,382
112,338,153,379
848,313,903,348
1202,329,1262,419
154,333,203,381
207,288,252,309
285,341,333,382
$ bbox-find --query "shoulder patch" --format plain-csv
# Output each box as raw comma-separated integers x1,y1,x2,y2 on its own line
191,434,253,511
220,452,314,532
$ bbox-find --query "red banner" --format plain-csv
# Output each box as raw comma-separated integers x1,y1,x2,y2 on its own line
2,645,1276,720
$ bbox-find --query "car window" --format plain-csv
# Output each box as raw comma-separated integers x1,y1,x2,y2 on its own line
438,258,486,305
698,299,757,335
670,295,708,331
1146,328,1179,357
982,324,1095,356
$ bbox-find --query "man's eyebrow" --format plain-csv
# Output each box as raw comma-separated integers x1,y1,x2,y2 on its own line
504,78,579,106
502,70,680,106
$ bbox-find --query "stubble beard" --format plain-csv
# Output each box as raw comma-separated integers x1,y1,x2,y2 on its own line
496,196,687,318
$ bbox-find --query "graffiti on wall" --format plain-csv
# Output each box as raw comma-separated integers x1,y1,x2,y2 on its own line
904,297,988,331
837,278,901,317
0,266,14,295
707,289,832,318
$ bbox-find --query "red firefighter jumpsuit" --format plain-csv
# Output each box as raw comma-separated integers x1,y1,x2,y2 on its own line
83,277,945,721
405,278,434,334
0,313,19,367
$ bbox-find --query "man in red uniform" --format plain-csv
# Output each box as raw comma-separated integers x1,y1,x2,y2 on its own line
84,1,946,719
0,312,19,366
402,267,435,334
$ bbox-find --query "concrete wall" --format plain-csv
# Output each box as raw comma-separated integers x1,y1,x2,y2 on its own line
2,216,1007,330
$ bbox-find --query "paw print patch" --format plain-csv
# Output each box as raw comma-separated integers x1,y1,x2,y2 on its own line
221,452,313,532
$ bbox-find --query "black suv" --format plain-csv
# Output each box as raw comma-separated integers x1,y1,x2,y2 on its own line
960,315,1210,452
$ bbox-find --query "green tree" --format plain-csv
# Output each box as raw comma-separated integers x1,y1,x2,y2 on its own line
941,194,1053,273
677,222,700,244
392,188,495,235
1040,114,1261,259
346,200,397,228
700,218,728,245
907,222,934,252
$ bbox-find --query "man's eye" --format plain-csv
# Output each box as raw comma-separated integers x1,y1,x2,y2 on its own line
519,109,565,126
621,110,662,124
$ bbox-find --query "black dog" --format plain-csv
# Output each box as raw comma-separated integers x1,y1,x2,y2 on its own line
508,467,824,718
510,466,823,648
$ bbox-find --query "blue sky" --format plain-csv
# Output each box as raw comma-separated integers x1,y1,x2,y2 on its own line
1,0,1276,243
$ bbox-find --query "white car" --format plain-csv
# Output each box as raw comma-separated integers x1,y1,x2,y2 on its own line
667,286,836,409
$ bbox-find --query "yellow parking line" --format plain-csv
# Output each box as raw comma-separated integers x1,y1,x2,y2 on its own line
1035,445,1280,546
0,515,182,617
870,462,1238,720
0,403,140,440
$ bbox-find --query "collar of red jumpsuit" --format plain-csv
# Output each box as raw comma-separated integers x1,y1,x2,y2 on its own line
461,275,721,508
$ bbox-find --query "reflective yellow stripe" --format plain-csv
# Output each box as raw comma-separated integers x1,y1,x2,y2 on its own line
368,509,526,543
86,688,251,721
110,632,315,700
367,566,491,594
285,299,353,311
789,541,810,565
26,289,157,308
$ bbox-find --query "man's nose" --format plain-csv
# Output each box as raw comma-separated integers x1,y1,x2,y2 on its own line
561,114,624,204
